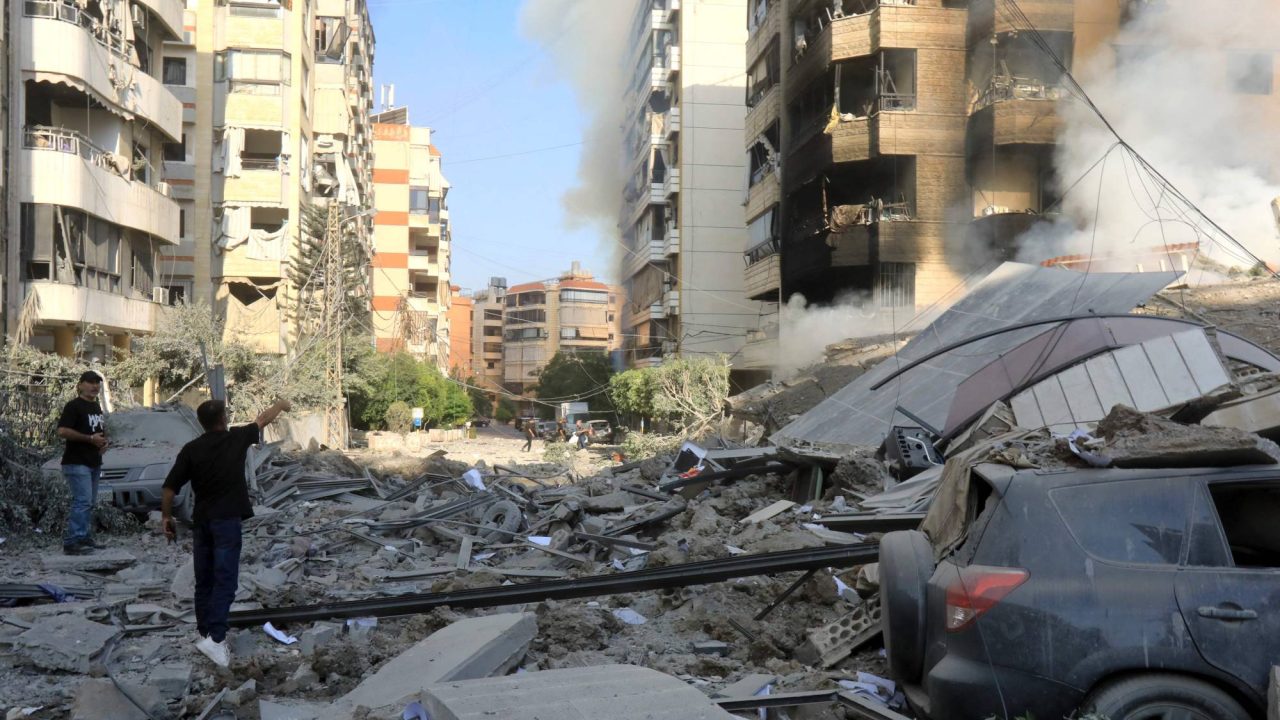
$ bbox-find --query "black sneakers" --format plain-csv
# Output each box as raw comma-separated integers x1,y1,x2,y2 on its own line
62,543,95,555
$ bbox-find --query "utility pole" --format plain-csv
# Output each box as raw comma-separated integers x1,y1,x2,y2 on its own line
322,200,346,448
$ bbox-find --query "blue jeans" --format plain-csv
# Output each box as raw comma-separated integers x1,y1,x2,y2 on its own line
62,465,100,548
193,518,243,643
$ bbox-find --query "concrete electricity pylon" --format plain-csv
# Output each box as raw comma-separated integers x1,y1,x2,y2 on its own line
321,199,346,448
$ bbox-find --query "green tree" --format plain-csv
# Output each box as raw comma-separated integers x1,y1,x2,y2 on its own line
604,356,730,434
608,368,657,424
532,351,615,418
345,352,474,430
494,397,518,424
384,400,413,433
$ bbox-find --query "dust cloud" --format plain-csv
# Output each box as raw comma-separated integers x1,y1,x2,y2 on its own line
1016,1,1280,271
775,293,947,377
520,0,642,275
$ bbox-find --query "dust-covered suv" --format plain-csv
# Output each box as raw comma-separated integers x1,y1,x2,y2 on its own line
879,465,1279,720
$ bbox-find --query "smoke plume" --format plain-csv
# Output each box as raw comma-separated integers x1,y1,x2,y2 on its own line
521,0,641,266
775,292,951,377
1017,1,1280,272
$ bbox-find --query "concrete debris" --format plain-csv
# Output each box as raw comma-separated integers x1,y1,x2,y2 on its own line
795,596,882,668
299,621,340,657
70,679,165,720
148,661,192,700
712,672,778,698
421,664,741,720
15,614,119,673
1097,405,1280,467
40,548,137,572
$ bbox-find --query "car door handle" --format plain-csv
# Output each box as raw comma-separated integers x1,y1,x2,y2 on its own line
1197,606,1258,621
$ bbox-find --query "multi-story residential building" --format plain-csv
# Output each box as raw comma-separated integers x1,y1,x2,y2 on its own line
617,0,766,382
447,285,473,375
158,0,375,355
740,0,1280,368
7,0,186,357
369,108,452,370
502,263,622,399
471,277,507,398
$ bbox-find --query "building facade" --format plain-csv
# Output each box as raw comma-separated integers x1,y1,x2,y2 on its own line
447,284,472,375
471,276,507,398
501,263,622,398
157,0,375,355
7,0,185,357
618,0,766,379
369,110,452,369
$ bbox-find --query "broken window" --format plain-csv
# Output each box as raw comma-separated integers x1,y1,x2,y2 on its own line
314,17,350,64
1051,478,1191,566
1208,481,1280,567
241,130,285,170
748,122,780,188
970,32,1072,111
746,40,780,107
1228,52,1274,96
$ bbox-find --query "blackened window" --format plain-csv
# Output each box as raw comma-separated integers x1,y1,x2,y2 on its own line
163,57,187,85
163,134,186,162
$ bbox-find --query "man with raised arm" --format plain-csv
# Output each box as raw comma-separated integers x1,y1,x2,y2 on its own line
161,398,291,667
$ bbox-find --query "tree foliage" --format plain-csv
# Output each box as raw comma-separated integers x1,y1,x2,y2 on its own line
346,352,473,430
532,351,615,419
608,368,657,420
608,356,730,434
494,397,518,424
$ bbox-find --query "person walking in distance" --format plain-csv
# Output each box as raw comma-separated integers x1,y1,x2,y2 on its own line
56,371,108,555
574,419,590,450
161,398,291,668
522,421,536,452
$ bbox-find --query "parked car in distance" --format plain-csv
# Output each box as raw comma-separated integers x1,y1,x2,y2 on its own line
42,405,202,522
469,416,491,428
585,419,615,444
879,464,1279,720
536,420,560,440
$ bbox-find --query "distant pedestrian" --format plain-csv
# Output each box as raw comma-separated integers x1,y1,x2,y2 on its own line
522,422,536,452
574,419,589,449
556,420,569,443
161,398,291,668
56,371,108,555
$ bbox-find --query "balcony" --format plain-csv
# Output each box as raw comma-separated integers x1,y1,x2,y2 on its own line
746,172,780,222
664,289,680,316
650,6,671,30
743,251,781,300
135,0,184,39
408,254,441,275
648,302,664,321
665,45,681,77
25,281,158,334
969,79,1065,147
224,4,286,47
667,0,680,19
968,0,1073,47
663,167,681,198
223,82,287,128
745,85,780,141
663,226,680,257
747,1,782,62
222,166,286,206
20,8,183,140
624,238,664,280
664,107,681,138
21,127,179,241
739,325,779,371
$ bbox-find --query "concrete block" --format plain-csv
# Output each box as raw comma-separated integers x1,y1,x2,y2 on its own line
71,679,165,720
712,673,777,698
225,678,257,707
741,500,795,525
795,595,882,668
422,665,740,720
318,612,537,718
171,559,195,602
40,548,136,572
258,699,328,720
16,614,119,673
148,662,192,700
300,621,340,657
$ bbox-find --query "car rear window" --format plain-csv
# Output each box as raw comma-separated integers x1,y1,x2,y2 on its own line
1051,478,1191,565
1208,481,1280,568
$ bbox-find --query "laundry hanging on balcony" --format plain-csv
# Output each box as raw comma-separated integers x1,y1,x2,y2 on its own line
246,222,288,261
217,207,287,261
216,206,251,252
220,127,245,177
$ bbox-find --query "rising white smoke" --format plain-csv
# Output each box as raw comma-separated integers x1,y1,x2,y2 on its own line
775,292,951,377
1016,2,1280,273
520,0,641,267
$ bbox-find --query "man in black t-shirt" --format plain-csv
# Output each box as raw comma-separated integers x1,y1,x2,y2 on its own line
56,371,108,555
161,397,291,668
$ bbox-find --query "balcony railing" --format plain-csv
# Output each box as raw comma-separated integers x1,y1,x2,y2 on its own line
744,237,780,266
240,157,282,171
24,126,168,196
972,76,1066,113
24,0,134,65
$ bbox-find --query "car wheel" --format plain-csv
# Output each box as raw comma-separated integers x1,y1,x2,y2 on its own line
1084,675,1251,720
879,530,935,683
479,500,522,543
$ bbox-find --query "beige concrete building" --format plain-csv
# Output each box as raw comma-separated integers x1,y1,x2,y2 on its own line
7,0,185,357
471,277,507,398
618,0,766,380
157,0,374,355
369,109,452,370
501,264,622,397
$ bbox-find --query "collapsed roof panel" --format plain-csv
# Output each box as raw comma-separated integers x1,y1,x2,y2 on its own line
771,263,1182,456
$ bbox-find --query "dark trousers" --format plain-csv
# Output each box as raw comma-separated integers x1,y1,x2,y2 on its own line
193,517,242,643
522,436,533,451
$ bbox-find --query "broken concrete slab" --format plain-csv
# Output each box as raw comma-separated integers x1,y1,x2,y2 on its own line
40,548,136,572
225,679,258,707
422,664,740,720
1097,405,1280,467
16,614,119,673
1202,385,1280,441
148,662,192,700
318,612,537,718
258,699,330,720
71,679,165,720
795,595,882,668
713,673,778,698
299,621,340,657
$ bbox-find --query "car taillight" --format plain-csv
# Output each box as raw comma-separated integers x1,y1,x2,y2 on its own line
944,565,1028,632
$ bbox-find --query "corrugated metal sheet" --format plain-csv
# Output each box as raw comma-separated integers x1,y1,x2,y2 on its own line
771,263,1182,455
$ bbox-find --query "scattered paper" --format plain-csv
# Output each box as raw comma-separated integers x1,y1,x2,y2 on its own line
402,702,429,720
724,545,745,556
611,608,647,625
263,622,298,645
473,552,496,562
1067,429,1110,467
528,536,552,547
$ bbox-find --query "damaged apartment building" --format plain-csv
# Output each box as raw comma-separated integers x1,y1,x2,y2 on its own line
738,0,1280,364
368,107,453,372
5,0,184,361
158,0,375,354
618,0,769,385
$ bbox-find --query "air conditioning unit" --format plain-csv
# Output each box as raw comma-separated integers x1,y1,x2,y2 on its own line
131,4,146,29
152,287,170,305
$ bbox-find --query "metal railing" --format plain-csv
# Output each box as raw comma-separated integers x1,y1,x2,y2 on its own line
744,238,780,266
24,0,134,64
973,75,1065,112
878,93,916,112
240,157,281,171
23,126,168,195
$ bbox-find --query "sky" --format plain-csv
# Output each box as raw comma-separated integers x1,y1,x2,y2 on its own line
367,0,609,293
